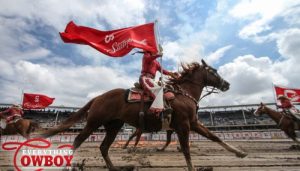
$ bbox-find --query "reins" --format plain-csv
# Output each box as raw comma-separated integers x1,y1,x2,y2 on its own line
278,114,285,127
179,66,224,103
167,66,225,108
167,85,199,106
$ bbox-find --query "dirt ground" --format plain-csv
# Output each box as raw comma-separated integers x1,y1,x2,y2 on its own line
1,140,300,171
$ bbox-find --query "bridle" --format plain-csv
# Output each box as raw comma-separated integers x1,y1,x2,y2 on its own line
184,66,227,101
176,65,226,105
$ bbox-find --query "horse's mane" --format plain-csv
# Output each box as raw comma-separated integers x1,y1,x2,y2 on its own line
168,62,201,85
262,104,279,113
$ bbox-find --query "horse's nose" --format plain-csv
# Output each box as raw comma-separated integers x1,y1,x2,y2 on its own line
221,81,230,91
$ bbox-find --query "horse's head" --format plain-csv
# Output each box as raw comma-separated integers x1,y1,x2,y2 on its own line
168,59,229,92
254,102,266,116
199,59,230,91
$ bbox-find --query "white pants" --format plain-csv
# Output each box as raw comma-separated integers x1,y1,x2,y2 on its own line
0,119,7,129
140,76,164,112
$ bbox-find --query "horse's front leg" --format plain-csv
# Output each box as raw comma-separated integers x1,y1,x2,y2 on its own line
284,125,300,145
175,123,195,171
191,121,247,158
133,129,142,149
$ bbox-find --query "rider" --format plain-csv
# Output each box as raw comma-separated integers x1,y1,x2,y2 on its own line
0,104,24,124
139,49,177,113
277,95,300,120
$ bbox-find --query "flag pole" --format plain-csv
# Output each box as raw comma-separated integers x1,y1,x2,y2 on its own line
272,83,279,110
154,19,164,86
20,89,24,106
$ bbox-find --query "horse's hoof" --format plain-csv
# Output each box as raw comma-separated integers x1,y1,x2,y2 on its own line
289,145,300,150
236,152,247,158
109,166,135,171
197,166,213,171
177,146,182,152
109,167,120,171
132,147,137,152
156,148,165,152
127,147,137,153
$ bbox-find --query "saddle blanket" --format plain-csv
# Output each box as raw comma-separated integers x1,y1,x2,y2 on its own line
127,88,175,103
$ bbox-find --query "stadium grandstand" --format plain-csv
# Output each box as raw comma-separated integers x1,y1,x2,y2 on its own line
2,102,295,133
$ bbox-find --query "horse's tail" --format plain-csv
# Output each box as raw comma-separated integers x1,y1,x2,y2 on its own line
40,98,94,138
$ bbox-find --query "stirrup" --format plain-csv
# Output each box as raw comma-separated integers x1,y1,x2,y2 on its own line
163,108,173,115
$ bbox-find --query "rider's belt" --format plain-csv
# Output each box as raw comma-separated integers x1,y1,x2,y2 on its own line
141,73,155,79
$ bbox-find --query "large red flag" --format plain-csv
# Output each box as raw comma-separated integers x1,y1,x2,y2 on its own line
22,93,55,109
60,21,159,57
274,85,300,103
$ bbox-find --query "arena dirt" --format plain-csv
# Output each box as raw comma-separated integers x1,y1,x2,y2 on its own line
1,140,300,171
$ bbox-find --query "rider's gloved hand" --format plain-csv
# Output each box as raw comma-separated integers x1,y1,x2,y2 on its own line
170,72,180,79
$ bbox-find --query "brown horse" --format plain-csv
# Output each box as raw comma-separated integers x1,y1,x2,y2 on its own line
0,117,39,139
39,60,247,171
254,103,300,144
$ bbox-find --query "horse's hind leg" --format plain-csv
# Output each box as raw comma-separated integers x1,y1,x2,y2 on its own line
191,121,247,158
73,122,99,151
122,128,141,149
158,130,174,151
133,129,142,149
100,120,124,171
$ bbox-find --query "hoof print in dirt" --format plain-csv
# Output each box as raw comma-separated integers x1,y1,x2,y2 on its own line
289,145,300,150
197,166,213,171
118,166,135,171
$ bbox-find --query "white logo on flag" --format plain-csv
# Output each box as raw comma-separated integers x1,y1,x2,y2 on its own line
105,34,114,43
34,96,40,103
284,90,300,102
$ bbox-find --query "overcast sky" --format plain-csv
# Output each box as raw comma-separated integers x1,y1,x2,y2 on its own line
1,0,300,107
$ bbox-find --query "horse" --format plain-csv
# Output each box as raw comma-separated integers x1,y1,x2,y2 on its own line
254,103,300,145
0,117,39,139
39,59,247,171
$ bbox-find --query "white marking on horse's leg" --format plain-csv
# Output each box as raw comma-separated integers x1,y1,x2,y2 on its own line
217,141,247,158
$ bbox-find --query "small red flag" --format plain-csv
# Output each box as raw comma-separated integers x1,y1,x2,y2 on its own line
22,93,55,109
274,85,300,103
60,21,159,57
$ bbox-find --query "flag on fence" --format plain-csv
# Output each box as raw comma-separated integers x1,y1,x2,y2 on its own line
274,85,300,103
60,21,159,57
22,93,55,109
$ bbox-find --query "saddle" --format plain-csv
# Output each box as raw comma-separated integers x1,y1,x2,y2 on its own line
126,87,175,103
7,116,22,124
126,83,176,131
